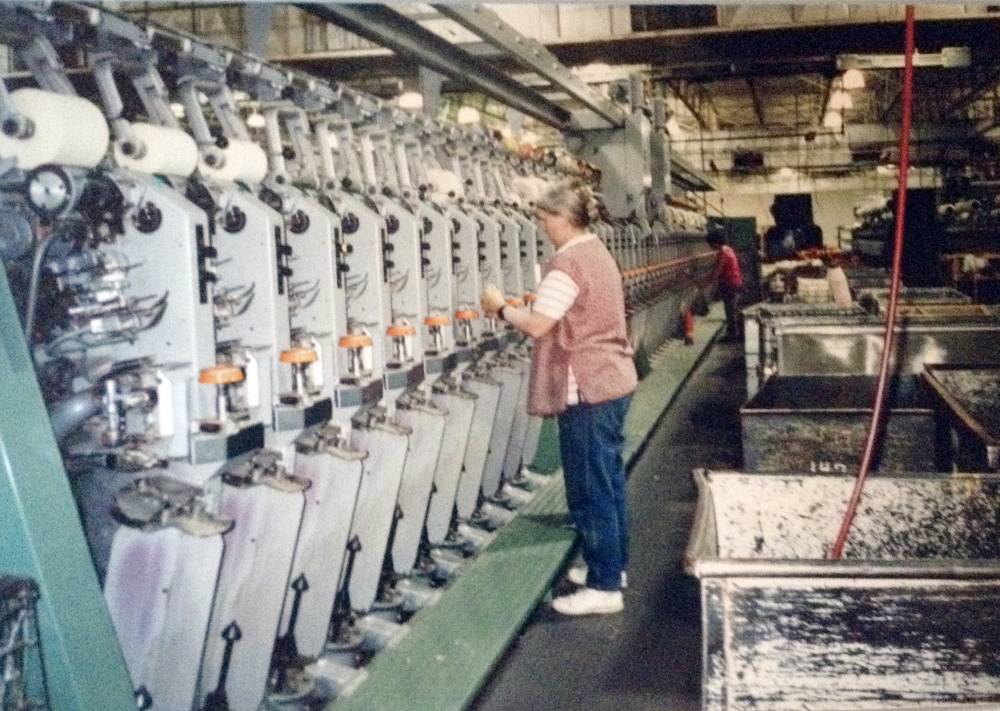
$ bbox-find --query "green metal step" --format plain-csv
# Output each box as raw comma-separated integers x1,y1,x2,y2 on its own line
329,307,724,711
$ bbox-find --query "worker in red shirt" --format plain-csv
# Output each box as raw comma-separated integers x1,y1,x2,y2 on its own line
706,225,744,342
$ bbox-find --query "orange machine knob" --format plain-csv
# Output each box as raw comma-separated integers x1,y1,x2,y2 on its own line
455,310,480,320
199,365,244,385
524,294,538,303
280,348,318,364
506,298,524,307
339,334,373,348
424,315,451,327
387,324,416,337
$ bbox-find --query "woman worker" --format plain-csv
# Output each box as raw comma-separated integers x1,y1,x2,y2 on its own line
480,181,637,616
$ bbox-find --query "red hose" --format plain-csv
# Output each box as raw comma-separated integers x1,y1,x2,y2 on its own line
830,5,916,559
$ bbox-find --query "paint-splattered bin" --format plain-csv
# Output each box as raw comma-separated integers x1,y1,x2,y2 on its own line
923,365,1000,472
740,375,939,473
685,470,1000,711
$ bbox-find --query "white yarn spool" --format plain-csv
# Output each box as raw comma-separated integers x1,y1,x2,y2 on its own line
199,139,269,184
0,88,109,170
511,176,542,206
114,123,199,177
425,168,463,201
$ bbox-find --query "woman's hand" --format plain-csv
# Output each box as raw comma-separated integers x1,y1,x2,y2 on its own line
480,284,506,317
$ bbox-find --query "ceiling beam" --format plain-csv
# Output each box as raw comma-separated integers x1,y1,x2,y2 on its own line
653,57,835,83
549,19,1000,70
430,4,624,129
665,80,715,131
276,18,1000,86
296,3,573,130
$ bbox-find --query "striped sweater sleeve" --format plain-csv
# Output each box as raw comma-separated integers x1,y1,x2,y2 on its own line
532,269,579,321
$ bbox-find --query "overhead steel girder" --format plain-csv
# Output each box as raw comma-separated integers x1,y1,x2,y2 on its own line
431,4,624,130
745,77,765,127
297,3,573,131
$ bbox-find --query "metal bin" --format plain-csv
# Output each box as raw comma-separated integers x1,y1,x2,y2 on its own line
763,304,1000,382
740,375,939,473
923,364,1000,471
685,470,1000,711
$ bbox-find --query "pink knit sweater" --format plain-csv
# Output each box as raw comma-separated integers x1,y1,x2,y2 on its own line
527,236,638,416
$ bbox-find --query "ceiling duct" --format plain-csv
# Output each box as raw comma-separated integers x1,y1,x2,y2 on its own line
837,46,970,70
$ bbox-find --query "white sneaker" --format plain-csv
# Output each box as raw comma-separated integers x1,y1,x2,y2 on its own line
552,587,624,616
566,566,628,589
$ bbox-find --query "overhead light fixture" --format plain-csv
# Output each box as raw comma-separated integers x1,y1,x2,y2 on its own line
456,106,481,125
776,166,797,179
837,46,970,71
841,69,866,90
823,110,843,130
397,91,424,111
828,89,854,111
580,62,612,75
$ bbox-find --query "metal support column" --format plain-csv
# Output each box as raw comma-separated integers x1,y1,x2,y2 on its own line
419,65,444,117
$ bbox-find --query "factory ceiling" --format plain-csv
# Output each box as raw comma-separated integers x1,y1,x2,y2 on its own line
120,4,1000,178
281,10,999,130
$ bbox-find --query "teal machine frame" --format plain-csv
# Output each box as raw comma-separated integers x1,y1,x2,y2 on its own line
0,268,135,710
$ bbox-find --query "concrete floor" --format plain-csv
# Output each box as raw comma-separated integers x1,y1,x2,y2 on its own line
469,340,747,711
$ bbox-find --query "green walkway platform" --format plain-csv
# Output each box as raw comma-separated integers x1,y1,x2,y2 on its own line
330,308,724,711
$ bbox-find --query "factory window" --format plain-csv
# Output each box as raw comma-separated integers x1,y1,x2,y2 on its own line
630,5,717,32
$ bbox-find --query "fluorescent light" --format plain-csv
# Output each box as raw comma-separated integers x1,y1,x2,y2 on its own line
397,91,424,110
456,106,481,125
828,90,853,111
581,62,611,75
823,110,843,129
941,47,971,68
841,69,866,90
776,166,796,179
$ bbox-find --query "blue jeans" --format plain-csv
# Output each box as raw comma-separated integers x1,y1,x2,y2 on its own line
558,395,631,591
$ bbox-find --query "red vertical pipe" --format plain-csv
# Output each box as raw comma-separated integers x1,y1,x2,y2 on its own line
831,5,917,559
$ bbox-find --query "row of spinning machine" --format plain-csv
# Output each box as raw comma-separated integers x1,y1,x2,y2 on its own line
0,4,712,710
